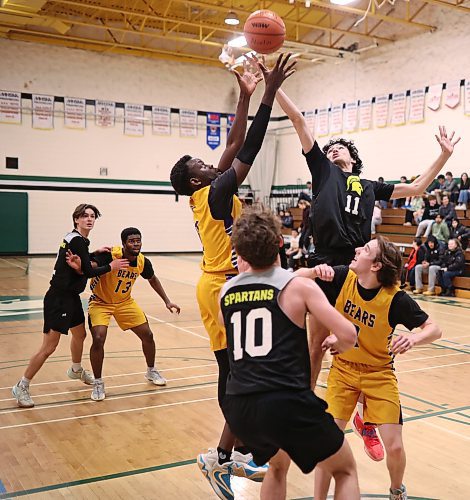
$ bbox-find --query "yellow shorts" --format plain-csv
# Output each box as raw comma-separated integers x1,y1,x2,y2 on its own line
88,298,147,331
196,271,237,352
326,357,402,425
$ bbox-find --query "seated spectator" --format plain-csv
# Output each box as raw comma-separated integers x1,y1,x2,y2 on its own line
286,228,300,271
377,177,388,209
439,194,457,227
456,172,470,210
416,195,440,237
431,214,450,248
403,195,424,226
400,237,425,290
297,199,311,249
450,217,470,251
429,174,446,203
413,236,443,295
392,176,408,208
371,201,382,235
438,238,466,297
444,171,460,203
281,210,294,229
298,181,312,203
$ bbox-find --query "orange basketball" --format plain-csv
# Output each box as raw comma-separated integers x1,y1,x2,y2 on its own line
243,10,286,55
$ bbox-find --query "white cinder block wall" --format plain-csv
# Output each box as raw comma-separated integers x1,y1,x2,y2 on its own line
0,7,469,253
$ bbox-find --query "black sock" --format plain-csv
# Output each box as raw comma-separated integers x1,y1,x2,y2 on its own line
217,447,231,465
234,446,251,456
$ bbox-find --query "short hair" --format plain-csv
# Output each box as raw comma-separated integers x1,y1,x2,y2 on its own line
232,205,281,269
437,174,445,180
322,138,363,175
72,204,101,228
428,195,436,201
373,235,402,288
170,155,193,196
413,237,423,246
445,171,453,177
121,227,141,244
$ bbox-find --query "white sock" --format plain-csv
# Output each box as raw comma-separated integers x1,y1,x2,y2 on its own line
20,376,30,387
357,402,364,419
72,363,82,372
147,366,155,373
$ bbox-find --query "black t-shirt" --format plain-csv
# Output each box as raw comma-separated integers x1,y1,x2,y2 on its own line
49,230,111,294
304,143,394,255
208,168,238,220
93,251,154,279
317,266,429,330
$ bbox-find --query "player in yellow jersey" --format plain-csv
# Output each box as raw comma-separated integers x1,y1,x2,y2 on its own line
170,54,296,499
297,236,442,500
67,227,180,402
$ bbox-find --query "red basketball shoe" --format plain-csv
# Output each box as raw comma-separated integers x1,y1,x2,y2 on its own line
352,411,384,461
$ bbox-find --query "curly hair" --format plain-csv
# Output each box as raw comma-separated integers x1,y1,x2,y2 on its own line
374,235,402,288
170,155,193,196
121,227,141,244
232,205,281,269
322,138,363,175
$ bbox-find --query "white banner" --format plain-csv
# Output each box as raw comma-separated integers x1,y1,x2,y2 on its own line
124,103,144,136
179,109,197,137
409,89,425,123
32,94,54,130
374,95,389,128
445,80,461,109
315,107,329,137
391,92,406,126
64,97,86,129
330,104,343,135
152,105,171,135
359,99,372,130
465,79,470,116
427,84,442,111
95,100,115,128
0,90,21,124
304,110,316,135
344,101,358,132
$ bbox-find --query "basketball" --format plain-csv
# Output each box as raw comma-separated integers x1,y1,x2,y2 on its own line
243,10,286,54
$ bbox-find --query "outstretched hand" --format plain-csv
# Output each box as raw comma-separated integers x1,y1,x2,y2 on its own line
231,59,263,96
250,53,296,91
65,249,83,274
435,125,461,156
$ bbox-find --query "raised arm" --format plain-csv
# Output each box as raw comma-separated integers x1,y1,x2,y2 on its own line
392,126,461,199
276,89,314,153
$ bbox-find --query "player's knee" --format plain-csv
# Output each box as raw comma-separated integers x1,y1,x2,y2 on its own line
92,333,106,346
384,440,404,458
43,341,59,357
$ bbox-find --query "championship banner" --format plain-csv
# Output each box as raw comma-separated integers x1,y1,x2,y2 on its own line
391,92,406,126
95,100,115,128
227,114,235,140
124,103,144,136
32,94,54,130
304,110,316,134
0,90,21,124
330,104,343,135
152,106,171,135
427,84,442,111
445,80,460,109
409,89,425,123
316,107,329,137
359,99,372,130
374,95,389,128
64,97,86,129
206,113,221,150
344,102,358,132
179,109,197,137
465,79,470,116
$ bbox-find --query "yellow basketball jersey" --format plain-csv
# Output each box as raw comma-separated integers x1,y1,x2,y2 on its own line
335,270,400,366
89,246,145,304
190,185,242,273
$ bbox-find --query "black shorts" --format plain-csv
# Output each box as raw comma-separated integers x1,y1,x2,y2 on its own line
221,389,344,473
43,288,85,335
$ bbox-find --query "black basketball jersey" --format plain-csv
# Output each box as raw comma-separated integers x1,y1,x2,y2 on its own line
220,267,311,395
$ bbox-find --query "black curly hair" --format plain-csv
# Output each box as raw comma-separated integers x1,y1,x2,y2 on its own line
322,138,363,175
170,154,193,196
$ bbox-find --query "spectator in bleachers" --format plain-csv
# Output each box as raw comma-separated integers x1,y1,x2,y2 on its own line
371,201,382,235
450,218,470,250
413,236,443,295
456,172,470,209
444,171,460,203
427,174,445,197
298,199,311,249
416,195,440,237
400,237,425,290
286,228,300,271
281,210,294,229
377,177,388,209
298,181,312,203
403,195,424,226
431,214,450,248
392,176,408,208
438,238,466,297
438,194,457,227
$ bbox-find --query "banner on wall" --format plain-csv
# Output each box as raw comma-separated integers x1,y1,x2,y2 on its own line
179,109,197,137
304,110,316,134
0,90,21,124
316,107,329,137
374,95,389,128
391,92,406,126
206,113,221,150
427,84,442,111
359,99,372,130
64,97,86,129
151,106,171,135
32,94,54,130
344,102,358,132
124,103,144,136
226,114,235,140
409,89,425,123
464,79,470,116
445,80,460,109
330,104,343,135
95,100,115,127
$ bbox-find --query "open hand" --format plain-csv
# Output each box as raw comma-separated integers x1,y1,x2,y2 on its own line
231,59,263,96
93,246,112,254
251,53,296,91
65,249,83,274
435,125,461,156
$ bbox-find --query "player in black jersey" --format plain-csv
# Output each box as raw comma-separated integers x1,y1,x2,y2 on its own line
220,206,360,499
12,204,128,408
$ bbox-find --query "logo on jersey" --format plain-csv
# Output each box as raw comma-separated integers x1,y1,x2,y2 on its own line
346,175,363,196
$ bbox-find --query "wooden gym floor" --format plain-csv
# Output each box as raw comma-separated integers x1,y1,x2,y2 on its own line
0,255,469,499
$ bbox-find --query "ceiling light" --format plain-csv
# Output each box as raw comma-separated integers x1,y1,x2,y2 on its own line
224,11,240,25
330,0,356,5
228,35,247,48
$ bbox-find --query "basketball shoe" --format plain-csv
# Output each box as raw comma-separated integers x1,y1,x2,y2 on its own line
352,411,384,461
230,450,268,482
12,383,34,408
197,448,233,500
145,368,167,386
67,366,94,385
91,380,106,401
390,484,407,499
